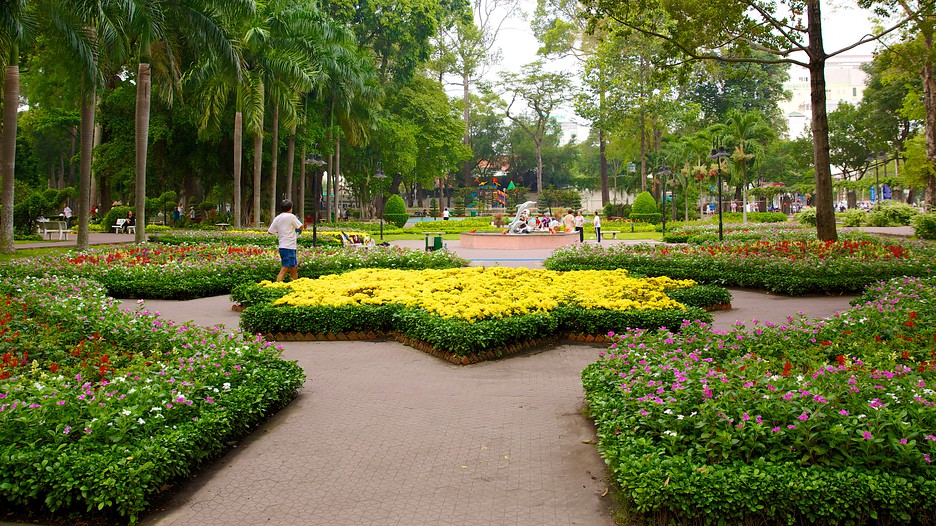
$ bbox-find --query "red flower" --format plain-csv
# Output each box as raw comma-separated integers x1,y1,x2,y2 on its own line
49,363,59,373
821,341,832,346
902,351,910,360
782,361,792,377
910,311,919,319
875,335,883,343
835,355,846,366
905,321,915,328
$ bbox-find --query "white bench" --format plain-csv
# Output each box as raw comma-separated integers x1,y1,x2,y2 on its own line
38,220,69,240
603,230,621,239
112,218,136,234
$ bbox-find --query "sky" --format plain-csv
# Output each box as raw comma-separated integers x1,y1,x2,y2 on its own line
485,1,879,80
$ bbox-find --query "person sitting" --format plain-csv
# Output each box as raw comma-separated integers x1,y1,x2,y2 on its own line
123,211,135,233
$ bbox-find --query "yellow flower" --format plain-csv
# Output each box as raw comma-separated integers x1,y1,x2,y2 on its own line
266,267,695,321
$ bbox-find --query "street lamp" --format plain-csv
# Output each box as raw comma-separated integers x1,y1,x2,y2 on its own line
374,164,387,241
305,153,326,247
656,165,672,234
708,143,730,241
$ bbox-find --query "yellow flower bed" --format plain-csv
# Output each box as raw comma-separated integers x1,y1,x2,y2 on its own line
260,267,695,322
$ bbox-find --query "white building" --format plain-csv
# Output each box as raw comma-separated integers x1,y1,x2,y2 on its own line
780,55,872,138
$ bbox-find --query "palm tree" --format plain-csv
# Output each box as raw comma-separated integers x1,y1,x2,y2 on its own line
717,110,772,223
128,0,251,242
0,0,31,253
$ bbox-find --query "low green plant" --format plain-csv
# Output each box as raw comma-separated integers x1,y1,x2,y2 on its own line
911,212,936,240
383,194,409,228
794,207,817,226
865,201,920,227
629,191,661,224
839,208,867,227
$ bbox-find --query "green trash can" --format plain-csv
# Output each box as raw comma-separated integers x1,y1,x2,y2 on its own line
432,235,443,251
470,210,477,217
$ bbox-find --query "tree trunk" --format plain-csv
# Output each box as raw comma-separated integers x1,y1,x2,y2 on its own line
285,129,295,204
68,126,76,187
741,161,748,223
134,62,151,243
639,110,647,192
599,127,609,205
233,112,242,227
298,146,306,222
77,84,95,251
462,72,472,186
535,139,543,194
334,139,341,220
91,102,102,211
269,105,279,219
253,133,262,228
922,28,936,212
807,0,837,241
0,62,18,253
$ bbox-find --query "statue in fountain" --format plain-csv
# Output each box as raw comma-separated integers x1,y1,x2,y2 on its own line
506,201,536,234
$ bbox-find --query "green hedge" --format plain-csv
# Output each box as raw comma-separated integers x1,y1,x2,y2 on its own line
237,282,722,356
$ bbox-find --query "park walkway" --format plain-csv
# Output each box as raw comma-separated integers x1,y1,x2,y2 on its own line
10,229,864,525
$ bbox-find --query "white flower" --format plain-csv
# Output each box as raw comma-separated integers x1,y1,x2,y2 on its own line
137,418,145,425
121,409,132,416
222,382,231,391
676,415,684,420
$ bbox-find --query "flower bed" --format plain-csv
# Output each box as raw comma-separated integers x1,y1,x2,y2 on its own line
237,267,728,358
0,245,468,299
151,229,371,247
546,239,936,295
0,276,306,522
582,276,936,524
661,222,815,243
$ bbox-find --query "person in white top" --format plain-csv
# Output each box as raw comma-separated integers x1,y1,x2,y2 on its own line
268,199,303,281
442,207,450,220
574,211,585,242
593,211,602,243
62,205,72,227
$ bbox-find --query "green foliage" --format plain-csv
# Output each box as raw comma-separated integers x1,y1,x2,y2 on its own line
911,212,936,240
603,202,631,219
545,237,936,296
631,191,658,214
839,209,867,227
453,196,465,216
428,197,439,218
103,206,135,229
0,277,305,521
382,194,409,228
236,277,724,356
865,201,920,227
794,207,817,226
539,186,582,210
581,277,936,524
12,186,74,237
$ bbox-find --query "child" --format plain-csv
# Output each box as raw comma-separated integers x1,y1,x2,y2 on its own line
268,199,303,281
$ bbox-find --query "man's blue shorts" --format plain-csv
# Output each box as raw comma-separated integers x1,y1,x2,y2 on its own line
278,248,297,268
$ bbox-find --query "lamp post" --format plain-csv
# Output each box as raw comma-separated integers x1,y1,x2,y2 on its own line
656,165,672,234
708,143,730,241
374,164,387,241
305,153,326,247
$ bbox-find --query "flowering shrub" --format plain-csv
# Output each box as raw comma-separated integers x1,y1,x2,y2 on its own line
0,276,306,522
0,244,467,299
661,222,814,243
239,268,723,356
546,239,936,295
582,276,936,524
152,229,371,247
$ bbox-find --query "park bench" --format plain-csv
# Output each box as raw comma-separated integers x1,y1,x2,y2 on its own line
603,230,621,239
37,220,69,240
112,218,136,234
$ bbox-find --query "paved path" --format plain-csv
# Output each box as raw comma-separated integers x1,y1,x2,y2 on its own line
12,231,861,526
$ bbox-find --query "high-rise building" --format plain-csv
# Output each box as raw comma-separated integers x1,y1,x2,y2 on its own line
780,55,872,138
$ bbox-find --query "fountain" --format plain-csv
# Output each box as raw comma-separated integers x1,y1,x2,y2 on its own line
459,200,580,249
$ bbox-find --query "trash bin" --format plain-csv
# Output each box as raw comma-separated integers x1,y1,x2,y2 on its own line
470,210,477,217
425,234,444,251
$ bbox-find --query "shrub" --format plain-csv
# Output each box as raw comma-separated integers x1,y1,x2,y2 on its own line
839,208,867,227
0,276,305,521
603,202,632,219
103,206,135,230
911,212,936,239
865,201,920,227
453,196,465,216
794,207,817,226
429,197,439,218
629,191,661,224
382,194,409,228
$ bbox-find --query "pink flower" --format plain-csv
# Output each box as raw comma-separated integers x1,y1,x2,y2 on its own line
862,431,872,440
771,427,781,433
839,409,849,416
899,438,908,445
798,413,809,421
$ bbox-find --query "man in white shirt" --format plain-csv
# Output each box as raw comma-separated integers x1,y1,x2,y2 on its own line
268,199,303,281
442,207,450,220
63,205,72,228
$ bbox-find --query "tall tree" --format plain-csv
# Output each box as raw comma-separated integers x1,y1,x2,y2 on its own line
128,0,250,242
500,61,571,193
579,0,917,240
716,109,772,222
0,0,31,253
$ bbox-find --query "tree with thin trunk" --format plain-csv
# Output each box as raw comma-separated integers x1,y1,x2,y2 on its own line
579,0,918,240
500,61,571,193
715,110,772,223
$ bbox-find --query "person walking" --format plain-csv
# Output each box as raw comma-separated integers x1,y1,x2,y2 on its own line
268,199,303,282
442,207,450,220
574,210,585,242
593,210,602,243
62,205,72,228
